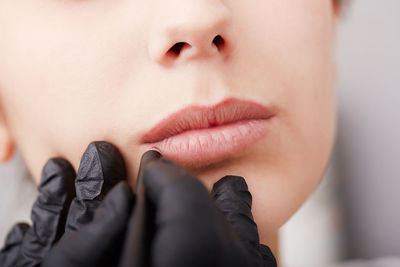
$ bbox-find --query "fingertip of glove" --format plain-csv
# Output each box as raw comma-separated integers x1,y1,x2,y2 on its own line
75,141,127,200
39,158,76,199
211,175,253,213
212,175,249,195
94,141,127,182
140,150,162,166
41,158,75,186
78,141,123,168
78,141,126,179
137,150,162,185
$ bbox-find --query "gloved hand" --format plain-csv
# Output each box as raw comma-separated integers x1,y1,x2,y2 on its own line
0,141,134,267
1,143,277,267
120,150,277,267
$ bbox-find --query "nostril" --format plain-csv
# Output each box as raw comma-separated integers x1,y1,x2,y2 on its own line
212,35,225,51
167,42,191,57
164,35,225,60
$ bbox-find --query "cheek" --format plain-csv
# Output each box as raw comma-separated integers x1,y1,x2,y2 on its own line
0,2,147,181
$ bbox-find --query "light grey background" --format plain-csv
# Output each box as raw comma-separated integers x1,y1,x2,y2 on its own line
1,0,400,264
335,0,400,259
0,152,36,244
280,0,400,265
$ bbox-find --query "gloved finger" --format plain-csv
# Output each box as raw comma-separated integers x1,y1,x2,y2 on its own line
0,223,30,267
143,157,217,224
211,176,276,266
17,158,76,266
42,181,134,267
65,141,126,233
136,149,162,192
211,176,258,246
142,157,235,267
119,149,161,267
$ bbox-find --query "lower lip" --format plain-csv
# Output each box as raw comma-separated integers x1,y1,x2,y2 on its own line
145,119,271,166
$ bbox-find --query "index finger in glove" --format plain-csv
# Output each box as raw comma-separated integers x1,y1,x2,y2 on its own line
17,158,76,266
119,150,161,267
143,157,216,224
142,156,230,267
211,176,277,267
65,141,127,233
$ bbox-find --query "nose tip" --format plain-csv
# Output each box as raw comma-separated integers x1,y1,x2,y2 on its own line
148,2,231,64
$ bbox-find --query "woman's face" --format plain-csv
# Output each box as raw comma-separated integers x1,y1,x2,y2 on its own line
0,0,338,242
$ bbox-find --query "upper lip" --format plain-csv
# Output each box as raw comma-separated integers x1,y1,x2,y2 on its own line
139,98,275,144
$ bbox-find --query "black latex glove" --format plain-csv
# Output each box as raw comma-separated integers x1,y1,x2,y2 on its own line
0,141,134,267
121,150,277,267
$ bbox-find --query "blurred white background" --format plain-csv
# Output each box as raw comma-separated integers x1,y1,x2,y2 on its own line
280,0,400,266
1,0,400,266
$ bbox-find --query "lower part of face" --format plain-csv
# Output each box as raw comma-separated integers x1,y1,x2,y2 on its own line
0,0,337,242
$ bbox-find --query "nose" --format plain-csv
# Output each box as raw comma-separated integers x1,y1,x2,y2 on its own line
148,0,232,65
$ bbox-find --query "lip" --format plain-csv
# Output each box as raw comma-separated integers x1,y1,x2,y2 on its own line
139,98,275,166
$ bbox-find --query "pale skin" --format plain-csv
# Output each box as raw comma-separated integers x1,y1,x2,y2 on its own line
0,0,340,256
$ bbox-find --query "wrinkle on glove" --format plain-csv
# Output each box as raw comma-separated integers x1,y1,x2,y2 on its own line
119,149,162,267
41,141,133,267
137,156,249,267
65,142,126,233
212,176,277,267
1,144,277,267
3,158,76,267
0,223,30,266
41,181,134,267
0,141,132,267
133,152,277,267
